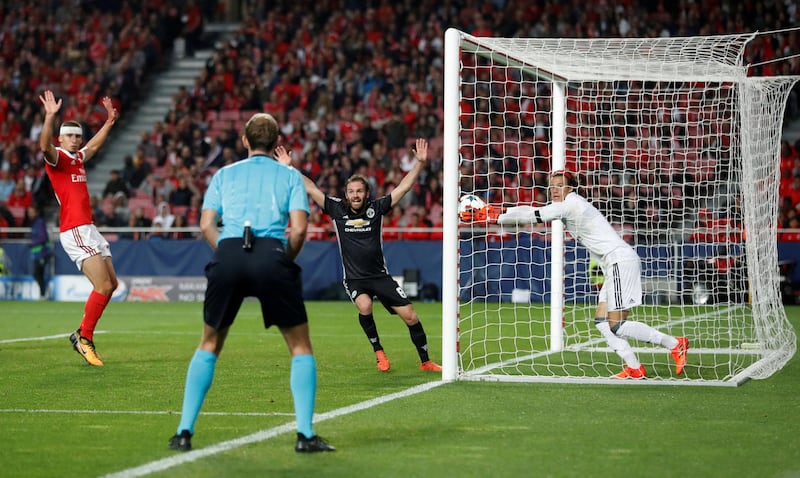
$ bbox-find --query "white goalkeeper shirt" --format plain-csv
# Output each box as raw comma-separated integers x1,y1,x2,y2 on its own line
497,192,638,267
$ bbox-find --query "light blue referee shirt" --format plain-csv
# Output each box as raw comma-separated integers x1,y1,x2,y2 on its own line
202,154,310,246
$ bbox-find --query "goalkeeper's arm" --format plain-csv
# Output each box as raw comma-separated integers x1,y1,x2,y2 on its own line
497,206,544,225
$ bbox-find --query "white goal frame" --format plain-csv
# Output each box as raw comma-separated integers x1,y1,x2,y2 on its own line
441,28,798,386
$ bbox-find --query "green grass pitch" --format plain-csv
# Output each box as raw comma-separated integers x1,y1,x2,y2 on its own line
1,301,798,477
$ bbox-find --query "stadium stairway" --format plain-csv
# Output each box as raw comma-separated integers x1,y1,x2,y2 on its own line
87,23,240,198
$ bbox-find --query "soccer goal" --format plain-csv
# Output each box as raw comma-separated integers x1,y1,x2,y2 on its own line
441,28,798,386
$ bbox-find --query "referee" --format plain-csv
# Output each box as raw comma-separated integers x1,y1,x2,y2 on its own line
168,113,334,453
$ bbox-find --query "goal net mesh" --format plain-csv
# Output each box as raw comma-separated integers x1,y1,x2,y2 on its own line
451,31,797,385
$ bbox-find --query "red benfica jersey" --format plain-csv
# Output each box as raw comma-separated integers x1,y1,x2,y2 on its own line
45,147,93,231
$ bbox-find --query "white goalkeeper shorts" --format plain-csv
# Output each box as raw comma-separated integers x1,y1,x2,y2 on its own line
597,259,642,312
60,224,112,271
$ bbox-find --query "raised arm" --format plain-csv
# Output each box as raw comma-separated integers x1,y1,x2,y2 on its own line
38,90,61,164
82,96,119,161
390,138,428,207
275,145,325,208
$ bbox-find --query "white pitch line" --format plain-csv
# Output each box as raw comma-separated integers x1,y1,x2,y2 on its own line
100,380,445,478
0,409,294,417
0,331,107,344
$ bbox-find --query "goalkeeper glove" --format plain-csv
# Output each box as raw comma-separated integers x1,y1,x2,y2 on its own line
459,205,504,224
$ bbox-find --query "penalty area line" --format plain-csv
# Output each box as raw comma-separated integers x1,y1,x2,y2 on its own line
100,380,446,478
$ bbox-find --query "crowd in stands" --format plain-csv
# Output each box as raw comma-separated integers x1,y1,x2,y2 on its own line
0,0,199,233
1,0,799,244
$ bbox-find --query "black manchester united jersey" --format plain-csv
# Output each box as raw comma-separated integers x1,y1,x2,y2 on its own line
324,195,392,280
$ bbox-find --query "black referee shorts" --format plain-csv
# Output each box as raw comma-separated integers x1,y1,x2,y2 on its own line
204,237,308,330
343,275,412,314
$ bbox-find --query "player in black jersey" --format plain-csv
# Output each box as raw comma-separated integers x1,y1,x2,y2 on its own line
277,139,442,372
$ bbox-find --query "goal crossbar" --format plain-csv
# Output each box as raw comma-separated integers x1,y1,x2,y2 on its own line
459,32,756,82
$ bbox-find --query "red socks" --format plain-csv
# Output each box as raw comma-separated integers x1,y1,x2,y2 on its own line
79,291,111,340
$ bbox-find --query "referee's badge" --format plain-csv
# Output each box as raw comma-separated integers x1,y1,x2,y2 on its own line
366,207,375,218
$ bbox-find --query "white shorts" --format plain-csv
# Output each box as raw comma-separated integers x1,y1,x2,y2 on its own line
597,258,642,312
60,224,112,271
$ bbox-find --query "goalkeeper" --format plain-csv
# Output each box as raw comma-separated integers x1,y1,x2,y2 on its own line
471,170,688,379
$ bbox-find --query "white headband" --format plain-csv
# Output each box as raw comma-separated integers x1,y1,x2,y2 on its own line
59,125,82,136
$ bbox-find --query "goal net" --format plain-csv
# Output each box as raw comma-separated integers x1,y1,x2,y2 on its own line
441,29,798,386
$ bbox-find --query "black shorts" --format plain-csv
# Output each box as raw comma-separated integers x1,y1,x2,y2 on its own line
204,237,308,330
343,275,411,314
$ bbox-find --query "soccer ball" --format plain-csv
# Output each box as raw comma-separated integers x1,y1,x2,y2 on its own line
458,194,486,214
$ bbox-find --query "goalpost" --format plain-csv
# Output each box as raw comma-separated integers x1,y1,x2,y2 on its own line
441,28,798,386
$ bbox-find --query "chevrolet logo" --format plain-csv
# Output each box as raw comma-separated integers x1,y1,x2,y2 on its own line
344,219,370,227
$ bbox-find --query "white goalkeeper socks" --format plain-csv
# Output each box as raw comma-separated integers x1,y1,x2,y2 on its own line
595,320,640,368
615,320,679,349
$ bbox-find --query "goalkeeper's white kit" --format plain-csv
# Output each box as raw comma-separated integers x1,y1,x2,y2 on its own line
498,192,642,311
497,192,638,265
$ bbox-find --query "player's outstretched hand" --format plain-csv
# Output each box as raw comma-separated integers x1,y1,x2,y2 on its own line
460,205,504,224
275,145,292,166
101,96,119,124
39,90,62,116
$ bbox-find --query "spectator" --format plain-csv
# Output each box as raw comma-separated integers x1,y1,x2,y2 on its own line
113,191,131,225
306,207,333,241
403,212,430,240
102,170,130,199
142,175,174,203
383,109,408,151
780,216,800,241
77,0,799,251
428,207,444,241
185,195,203,226
0,170,15,202
181,0,204,57
169,176,199,207
152,201,176,229
149,222,167,240
0,200,17,230
28,112,44,142
169,214,189,239
21,165,39,193
25,204,52,300
781,175,800,207
689,209,737,243
122,206,152,240
359,115,380,151
128,151,152,190
7,180,32,209
94,199,125,227
383,205,404,241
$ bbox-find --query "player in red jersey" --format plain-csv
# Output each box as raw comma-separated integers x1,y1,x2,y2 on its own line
39,90,119,366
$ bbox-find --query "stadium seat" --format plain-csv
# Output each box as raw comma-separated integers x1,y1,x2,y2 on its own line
219,110,241,122
128,197,154,212
171,205,188,217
